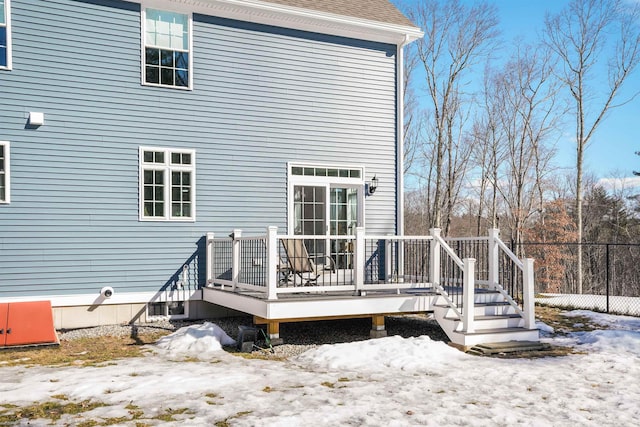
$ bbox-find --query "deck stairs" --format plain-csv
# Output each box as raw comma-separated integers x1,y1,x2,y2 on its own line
433,288,539,348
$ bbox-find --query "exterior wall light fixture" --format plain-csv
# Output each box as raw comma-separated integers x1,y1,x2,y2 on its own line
368,175,379,195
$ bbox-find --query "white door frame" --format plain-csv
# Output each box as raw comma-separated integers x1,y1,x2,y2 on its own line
287,162,365,236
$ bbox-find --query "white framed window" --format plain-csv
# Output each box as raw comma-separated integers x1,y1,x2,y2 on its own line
0,0,12,70
0,141,9,203
141,6,192,89
139,146,196,221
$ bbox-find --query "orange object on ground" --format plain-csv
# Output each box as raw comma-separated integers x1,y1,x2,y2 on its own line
0,301,59,347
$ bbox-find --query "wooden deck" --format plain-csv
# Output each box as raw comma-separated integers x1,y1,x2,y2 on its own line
202,285,440,342
204,227,539,347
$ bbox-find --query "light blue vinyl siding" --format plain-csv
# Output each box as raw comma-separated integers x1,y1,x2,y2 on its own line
0,0,398,298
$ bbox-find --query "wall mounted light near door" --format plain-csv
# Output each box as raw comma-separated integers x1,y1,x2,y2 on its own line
367,175,379,195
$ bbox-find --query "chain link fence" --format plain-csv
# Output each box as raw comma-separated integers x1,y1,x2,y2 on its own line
514,242,640,316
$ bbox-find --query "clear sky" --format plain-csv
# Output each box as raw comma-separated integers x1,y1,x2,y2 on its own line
491,0,640,187
397,0,640,189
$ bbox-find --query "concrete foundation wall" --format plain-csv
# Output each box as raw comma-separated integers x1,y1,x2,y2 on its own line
53,301,245,330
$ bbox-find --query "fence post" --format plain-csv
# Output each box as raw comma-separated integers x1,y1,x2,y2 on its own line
385,234,393,282
231,229,242,292
462,258,476,333
354,227,366,295
488,228,500,289
606,244,610,313
266,226,278,300
429,228,441,288
206,232,215,287
523,258,535,329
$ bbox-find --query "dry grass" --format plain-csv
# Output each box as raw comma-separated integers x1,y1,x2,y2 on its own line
535,305,599,334
0,398,107,424
0,331,170,368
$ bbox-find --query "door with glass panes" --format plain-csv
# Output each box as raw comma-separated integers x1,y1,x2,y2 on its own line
292,184,361,269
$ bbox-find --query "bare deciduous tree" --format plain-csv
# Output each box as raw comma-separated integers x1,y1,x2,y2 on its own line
545,0,640,293
408,0,499,232
490,43,560,252
403,42,421,175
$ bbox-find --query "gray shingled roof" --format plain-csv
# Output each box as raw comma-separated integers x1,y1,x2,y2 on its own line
262,0,416,27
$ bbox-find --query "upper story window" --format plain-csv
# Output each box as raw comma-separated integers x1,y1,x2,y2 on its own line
139,147,196,221
0,0,11,69
0,142,9,203
142,8,191,89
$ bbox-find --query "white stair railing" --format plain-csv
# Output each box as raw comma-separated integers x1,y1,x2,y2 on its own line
430,228,477,331
488,228,536,330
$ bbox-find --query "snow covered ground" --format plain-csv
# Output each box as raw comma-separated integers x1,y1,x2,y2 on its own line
1,313,639,426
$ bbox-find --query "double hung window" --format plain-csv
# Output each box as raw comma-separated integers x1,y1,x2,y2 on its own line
143,8,191,88
139,147,195,221
0,0,11,69
0,142,8,203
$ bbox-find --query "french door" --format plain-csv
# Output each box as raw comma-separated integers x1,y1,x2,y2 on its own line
293,185,361,268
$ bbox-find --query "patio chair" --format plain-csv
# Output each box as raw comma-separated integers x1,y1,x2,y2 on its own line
281,238,336,285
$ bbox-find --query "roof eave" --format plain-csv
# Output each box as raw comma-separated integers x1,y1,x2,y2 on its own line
129,0,424,45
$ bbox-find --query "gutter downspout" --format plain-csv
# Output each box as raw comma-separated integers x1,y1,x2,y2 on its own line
396,34,411,236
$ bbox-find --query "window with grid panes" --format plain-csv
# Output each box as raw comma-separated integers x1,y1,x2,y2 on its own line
0,142,8,203
139,147,195,221
143,8,190,88
0,0,10,69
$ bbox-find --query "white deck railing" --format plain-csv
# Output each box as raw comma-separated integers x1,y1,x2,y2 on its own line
205,227,536,332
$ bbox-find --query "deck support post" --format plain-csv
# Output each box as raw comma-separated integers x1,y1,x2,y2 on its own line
429,228,441,290
488,228,500,290
354,227,365,295
370,314,387,338
266,321,282,344
523,258,535,329
206,232,215,287
231,229,242,292
462,258,476,333
266,226,279,300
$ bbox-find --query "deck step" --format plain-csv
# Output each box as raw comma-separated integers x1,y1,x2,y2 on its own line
467,341,551,356
461,327,534,336
443,314,522,321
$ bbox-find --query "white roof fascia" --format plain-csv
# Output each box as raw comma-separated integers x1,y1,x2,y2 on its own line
130,0,424,45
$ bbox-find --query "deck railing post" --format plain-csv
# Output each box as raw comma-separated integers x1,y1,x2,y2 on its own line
398,238,405,283
429,228,441,289
385,234,393,282
231,229,242,292
462,258,476,333
206,232,214,287
354,227,365,295
523,258,535,329
488,228,500,289
266,226,278,300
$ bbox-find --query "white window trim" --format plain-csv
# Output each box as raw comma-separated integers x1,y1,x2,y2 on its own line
139,146,196,222
0,141,9,204
140,2,193,90
1,0,12,71
287,162,365,235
